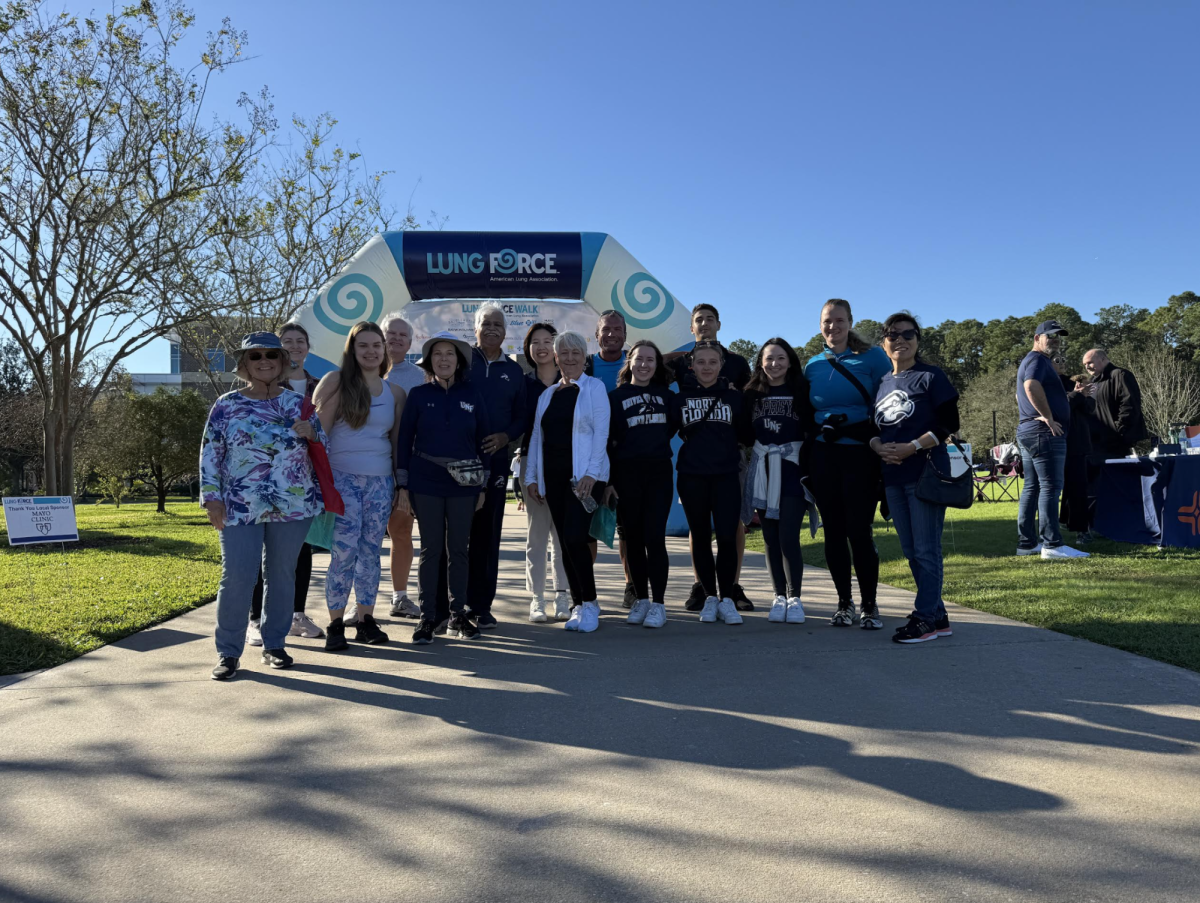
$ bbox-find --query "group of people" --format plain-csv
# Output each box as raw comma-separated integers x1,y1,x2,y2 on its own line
1014,320,1146,558
200,297,969,681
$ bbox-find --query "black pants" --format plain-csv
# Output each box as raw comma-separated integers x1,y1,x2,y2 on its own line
808,441,879,605
467,474,509,616
760,494,805,598
412,493,475,622
544,463,603,604
677,471,740,600
1060,454,1090,533
250,542,312,621
613,459,673,603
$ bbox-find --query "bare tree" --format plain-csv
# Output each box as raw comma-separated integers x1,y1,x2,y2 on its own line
0,2,272,494
1137,345,1200,443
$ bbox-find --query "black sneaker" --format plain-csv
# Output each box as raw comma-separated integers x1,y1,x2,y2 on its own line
859,602,883,630
934,615,952,637
830,599,858,627
211,656,239,681
622,582,637,610
730,583,755,612
432,616,449,636
892,616,939,644
261,648,294,669
325,618,348,652
476,611,498,630
446,612,480,640
684,582,706,612
412,620,435,645
354,613,389,645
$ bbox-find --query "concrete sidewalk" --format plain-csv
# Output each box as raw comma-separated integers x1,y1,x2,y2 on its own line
2,507,1199,903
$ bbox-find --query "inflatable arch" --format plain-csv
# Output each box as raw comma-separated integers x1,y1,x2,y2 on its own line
295,231,695,374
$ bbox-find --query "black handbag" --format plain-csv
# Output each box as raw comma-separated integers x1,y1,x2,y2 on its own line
915,440,974,509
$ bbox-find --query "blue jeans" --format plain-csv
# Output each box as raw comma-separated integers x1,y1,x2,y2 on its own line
215,517,312,657
885,482,947,623
1017,433,1067,549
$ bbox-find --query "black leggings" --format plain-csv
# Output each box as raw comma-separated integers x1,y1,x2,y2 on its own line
544,463,604,604
759,494,805,598
677,471,740,599
251,543,312,620
613,459,673,603
808,441,879,605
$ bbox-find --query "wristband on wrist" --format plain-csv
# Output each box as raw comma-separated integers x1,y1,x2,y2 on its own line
911,439,923,451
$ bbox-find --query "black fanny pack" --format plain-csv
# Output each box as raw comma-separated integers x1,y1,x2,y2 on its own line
416,451,486,488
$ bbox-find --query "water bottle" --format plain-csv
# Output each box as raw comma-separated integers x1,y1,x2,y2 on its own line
571,478,598,513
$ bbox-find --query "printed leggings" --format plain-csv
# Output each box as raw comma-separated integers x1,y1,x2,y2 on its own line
677,471,741,600
325,470,395,612
613,459,673,603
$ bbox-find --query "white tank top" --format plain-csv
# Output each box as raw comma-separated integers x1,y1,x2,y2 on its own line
327,384,394,476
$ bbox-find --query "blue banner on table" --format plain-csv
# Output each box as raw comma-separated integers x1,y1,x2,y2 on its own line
1095,455,1200,549
401,232,583,301
1161,455,1200,549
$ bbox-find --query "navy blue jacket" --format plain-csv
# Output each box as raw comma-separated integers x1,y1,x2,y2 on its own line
395,380,492,498
471,346,527,474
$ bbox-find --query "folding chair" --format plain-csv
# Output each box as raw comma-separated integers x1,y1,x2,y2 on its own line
973,448,1021,503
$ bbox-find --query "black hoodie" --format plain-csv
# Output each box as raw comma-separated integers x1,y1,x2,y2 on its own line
608,382,678,462
675,378,752,475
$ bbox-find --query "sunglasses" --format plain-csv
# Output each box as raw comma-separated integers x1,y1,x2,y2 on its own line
883,329,918,342
246,350,282,361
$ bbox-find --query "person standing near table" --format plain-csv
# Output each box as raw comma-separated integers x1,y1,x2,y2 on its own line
381,313,427,621
1015,321,1090,560
1054,357,1096,541
1082,348,1146,456
524,331,610,633
804,298,891,630
246,322,324,646
664,303,754,613
200,332,324,680
869,313,959,644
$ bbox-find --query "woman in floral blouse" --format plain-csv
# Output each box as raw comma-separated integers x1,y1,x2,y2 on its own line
200,332,325,681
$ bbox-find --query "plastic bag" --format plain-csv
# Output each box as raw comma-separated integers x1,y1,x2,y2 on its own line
589,504,616,549
305,511,337,550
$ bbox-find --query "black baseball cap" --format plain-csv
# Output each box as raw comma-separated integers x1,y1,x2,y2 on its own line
1034,320,1069,337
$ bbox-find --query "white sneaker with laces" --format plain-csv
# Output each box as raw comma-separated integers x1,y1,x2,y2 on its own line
627,599,651,625
1041,544,1090,559
768,595,787,623
1016,544,1043,556
564,605,582,631
289,612,324,638
785,597,806,624
643,602,667,629
699,596,719,623
390,593,421,619
578,601,600,633
529,597,548,623
554,592,571,620
247,619,263,647
716,598,743,625
342,606,360,627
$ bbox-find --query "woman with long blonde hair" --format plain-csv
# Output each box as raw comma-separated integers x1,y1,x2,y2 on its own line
312,321,407,650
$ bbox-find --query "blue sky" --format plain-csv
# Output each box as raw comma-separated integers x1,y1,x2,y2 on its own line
124,0,1198,372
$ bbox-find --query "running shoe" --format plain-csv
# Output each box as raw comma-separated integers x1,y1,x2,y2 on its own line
785,597,806,624
622,582,637,610
699,596,719,623
767,595,787,623
529,598,548,623
412,620,435,645
247,619,263,647
730,583,755,612
390,593,421,619
860,602,883,631
447,612,480,640
354,614,389,645
684,582,707,612
211,656,239,681
554,592,571,620
643,602,667,629
627,599,651,625
716,598,743,625
324,618,348,652
289,612,324,638
934,615,952,637
578,601,600,633
830,600,858,627
892,616,939,644
260,648,294,669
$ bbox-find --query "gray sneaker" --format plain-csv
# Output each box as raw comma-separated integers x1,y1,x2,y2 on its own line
859,602,883,630
390,593,421,619
830,601,858,627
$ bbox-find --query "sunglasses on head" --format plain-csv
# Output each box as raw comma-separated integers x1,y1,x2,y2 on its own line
247,350,282,361
883,329,918,342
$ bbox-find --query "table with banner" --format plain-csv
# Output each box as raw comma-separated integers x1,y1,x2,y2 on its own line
1093,454,1200,549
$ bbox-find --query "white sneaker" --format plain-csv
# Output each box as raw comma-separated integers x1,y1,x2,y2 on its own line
578,601,600,633
716,598,743,625
1016,544,1043,556
289,612,324,638
627,599,651,625
390,593,421,619
785,597,806,624
554,592,571,620
643,602,667,629
342,606,360,627
529,597,548,623
699,596,719,623
247,619,263,647
1041,544,1090,559
768,595,787,623
564,605,582,631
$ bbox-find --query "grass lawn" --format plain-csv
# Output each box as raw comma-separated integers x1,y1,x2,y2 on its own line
747,497,1200,673
0,500,220,676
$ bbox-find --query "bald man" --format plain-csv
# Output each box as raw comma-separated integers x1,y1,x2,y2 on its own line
1082,349,1146,457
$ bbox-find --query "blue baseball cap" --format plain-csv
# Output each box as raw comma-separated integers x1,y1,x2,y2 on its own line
1034,320,1069,337
236,332,285,355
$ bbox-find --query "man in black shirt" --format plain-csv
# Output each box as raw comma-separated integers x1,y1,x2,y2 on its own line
664,303,754,610
1082,348,1146,456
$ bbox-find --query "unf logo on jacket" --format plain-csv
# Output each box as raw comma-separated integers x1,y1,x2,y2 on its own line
876,389,915,425
460,401,475,413
682,397,732,426
621,392,668,427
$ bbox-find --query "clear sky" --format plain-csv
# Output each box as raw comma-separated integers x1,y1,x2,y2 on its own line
123,0,1199,373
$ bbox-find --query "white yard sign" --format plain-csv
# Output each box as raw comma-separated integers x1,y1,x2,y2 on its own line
2,497,79,546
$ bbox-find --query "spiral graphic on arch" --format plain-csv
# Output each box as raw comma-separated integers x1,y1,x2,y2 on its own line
491,249,519,274
610,272,674,329
313,273,384,336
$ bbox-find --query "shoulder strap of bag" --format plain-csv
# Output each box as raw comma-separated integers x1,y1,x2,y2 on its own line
823,349,875,412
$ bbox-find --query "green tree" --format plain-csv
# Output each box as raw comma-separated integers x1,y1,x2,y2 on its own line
979,315,1037,374
1140,291,1200,362
798,334,826,360
937,319,987,386
1094,305,1152,353
854,319,883,347
128,388,210,513
958,370,1018,451
727,338,759,366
